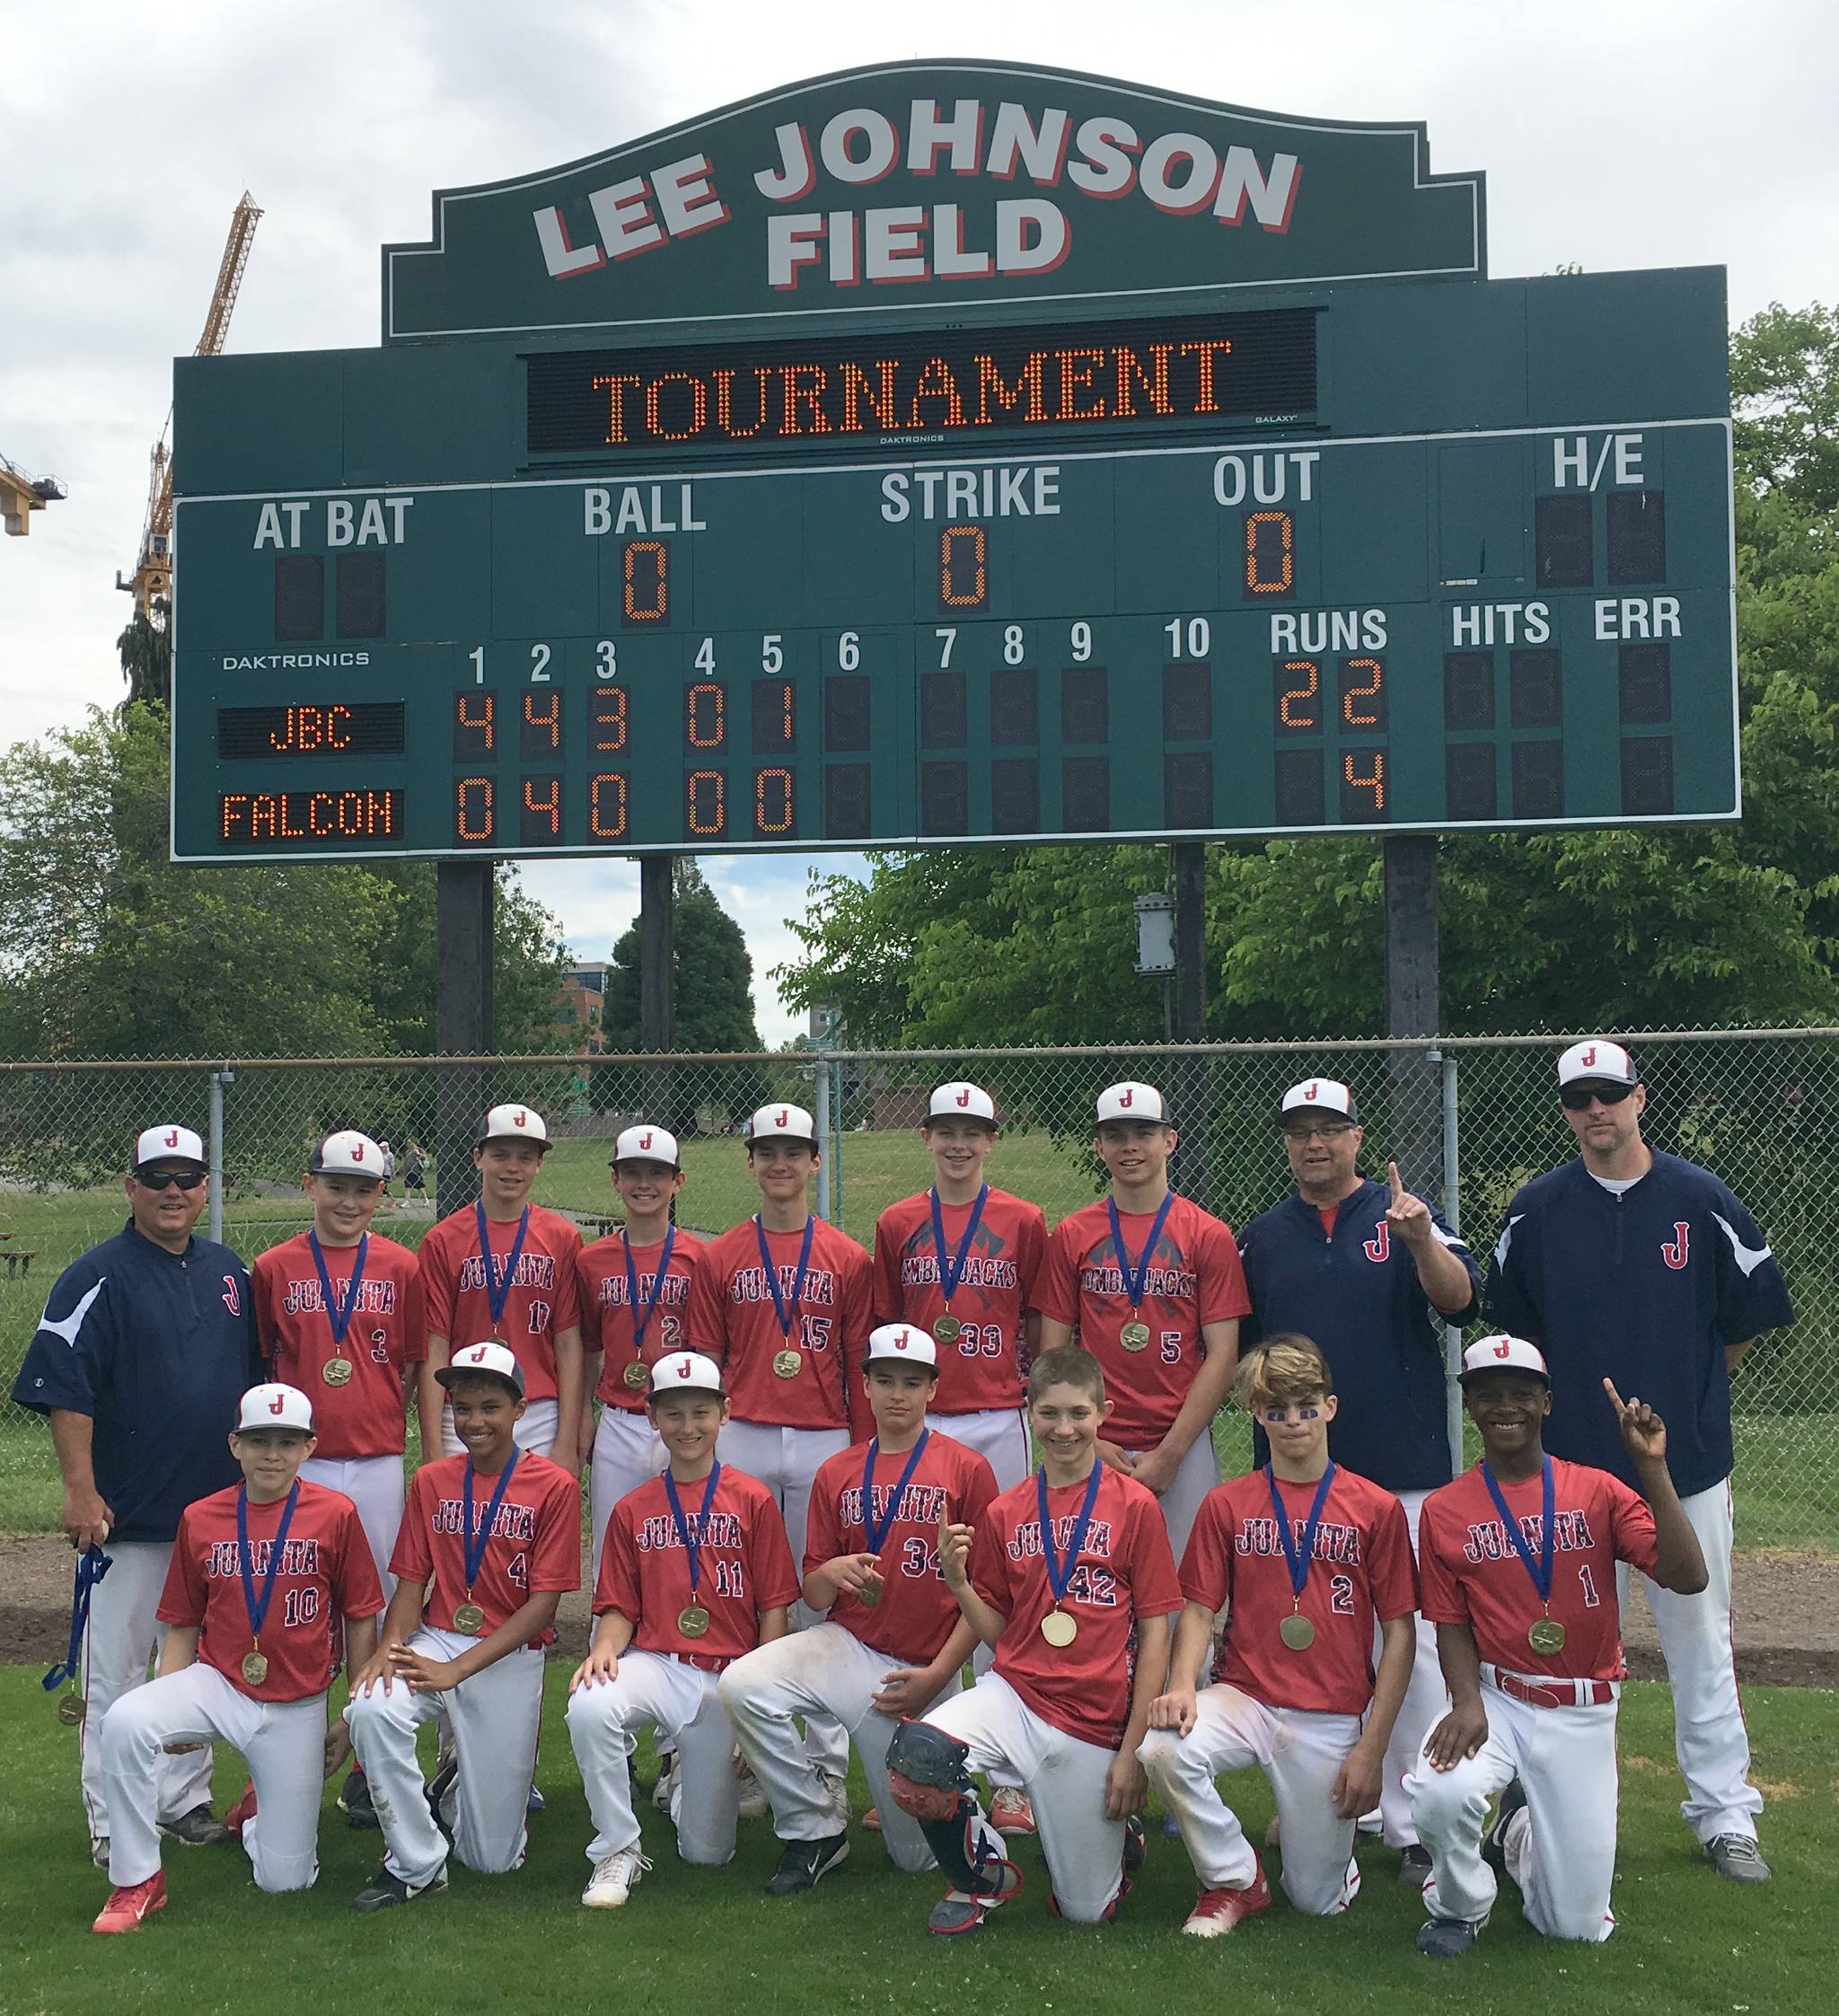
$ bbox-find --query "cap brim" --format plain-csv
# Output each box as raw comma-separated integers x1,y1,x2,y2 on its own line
435,1365,524,1395
134,1157,207,1172
1458,1364,1550,1384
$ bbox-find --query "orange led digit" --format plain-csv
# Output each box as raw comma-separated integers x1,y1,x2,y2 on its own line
1343,753,1386,812
1277,659,1319,729
623,539,669,621
589,771,629,839
1246,510,1294,594
523,690,562,750
454,691,496,753
939,524,988,609
454,777,495,842
686,770,726,835
754,767,794,834
1342,657,1384,728
523,775,561,837
591,687,629,751
686,682,726,749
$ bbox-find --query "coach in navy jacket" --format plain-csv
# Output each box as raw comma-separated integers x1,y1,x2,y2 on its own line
1236,1075,1478,1879
1485,1038,1793,1888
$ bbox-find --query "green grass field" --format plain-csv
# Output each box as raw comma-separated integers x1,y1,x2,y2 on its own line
0,1668,1830,2016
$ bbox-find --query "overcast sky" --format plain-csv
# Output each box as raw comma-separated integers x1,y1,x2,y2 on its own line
4,0,1832,1046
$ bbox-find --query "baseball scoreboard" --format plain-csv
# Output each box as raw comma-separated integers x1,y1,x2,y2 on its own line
170,62,1738,861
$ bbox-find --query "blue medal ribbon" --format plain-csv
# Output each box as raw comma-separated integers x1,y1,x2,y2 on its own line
475,1202,532,1331
461,1448,522,1600
1264,1461,1338,1605
238,1481,302,1651
1036,1461,1104,1609
42,1546,112,1695
753,1213,815,1343
1107,1191,1177,1316
928,1184,989,1311
622,1225,677,1353
308,1229,368,1349
860,1430,930,1560
1482,1455,1556,1608
664,1460,723,1598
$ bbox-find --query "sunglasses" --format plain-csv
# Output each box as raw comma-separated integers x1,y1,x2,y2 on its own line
135,1169,206,1191
1558,1084,1636,1111
1282,1122,1354,1141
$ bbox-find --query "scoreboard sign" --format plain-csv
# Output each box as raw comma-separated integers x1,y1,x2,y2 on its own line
170,61,1737,861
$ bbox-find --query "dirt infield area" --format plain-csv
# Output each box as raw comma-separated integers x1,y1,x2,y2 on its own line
4,1533,1837,1683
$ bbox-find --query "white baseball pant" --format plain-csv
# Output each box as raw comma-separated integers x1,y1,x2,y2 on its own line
1617,1478,1762,1844
718,1623,962,1871
567,1651,740,1866
100,1662,327,1893
301,1453,405,1598
1123,1431,1220,1562
717,1418,852,1776
441,1397,559,1459
346,1627,543,1887
78,1540,213,1840
925,1673,1129,1923
932,1409,1032,1492
1375,1486,1445,1849
1139,1684,1362,1915
1407,1675,1620,1941
589,1407,668,1583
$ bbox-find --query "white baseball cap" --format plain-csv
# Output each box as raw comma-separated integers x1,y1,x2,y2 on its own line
649,1350,725,1396
310,1129,383,1177
235,1383,314,1432
1095,1081,1166,1124
746,1103,816,1145
437,1340,526,1396
1556,1039,1638,1090
866,1322,938,1369
133,1123,206,1171
612,1123,681,1169
1280,1078,1359,1124
927,1082,997,1125
1459,1335,1551,1385
477,1103,550,1149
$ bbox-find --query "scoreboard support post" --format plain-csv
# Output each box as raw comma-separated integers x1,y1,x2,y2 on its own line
1172,841,1215,1211
638,854,676,1131
435,859,494,1213
1382,835,1441,1196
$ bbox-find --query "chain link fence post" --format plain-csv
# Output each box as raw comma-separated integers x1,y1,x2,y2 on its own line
207,1066,232,1245
1438,1049,1465,1476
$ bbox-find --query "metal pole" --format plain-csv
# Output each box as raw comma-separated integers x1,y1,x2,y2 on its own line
207,1068,231,1244
1439,1051,1465,1476
830,1056,845,1234
814,1052,832,1222
1383,834,1440,1194
436,860,494,1215
1172,841,1211,1210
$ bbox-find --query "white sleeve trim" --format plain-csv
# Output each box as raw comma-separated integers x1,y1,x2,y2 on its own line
38,1276,108,1348
1491,1215,1522,1270
1711,1213,1773,1279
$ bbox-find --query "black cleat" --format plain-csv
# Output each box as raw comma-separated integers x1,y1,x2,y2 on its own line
426,1756,459,1841
353,1864,448,1913
1482,1779,1527,1878
339,1770,379,1830
1122,1814,1147,1872
1417,1912,1487,1958
764,1831,851,1896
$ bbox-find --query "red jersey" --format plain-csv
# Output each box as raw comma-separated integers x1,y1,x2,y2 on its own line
579,1230,705,1413
594,1464,799,1668
253,1232,426,1459
391,1450,581,1638
157,1480,383,1703
805,1428,1000,1664
1181,1466,1418,1716
1418,1457,1660,1682
417,1203,583,1404
1034,1193,1250,1445
684,1216,874,1433
872,1188,1045,1414
971,1464,1182,1751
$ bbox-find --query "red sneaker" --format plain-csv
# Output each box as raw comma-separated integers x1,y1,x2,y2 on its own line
860,1807,883,1831
1182,1862,1272,1938
225,1780,258,1839
989,1788,1036,1836
93,1871,168,1935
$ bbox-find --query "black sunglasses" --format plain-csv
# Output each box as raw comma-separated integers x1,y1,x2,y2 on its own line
136,1169,206,1191
1559,1084,1636,1111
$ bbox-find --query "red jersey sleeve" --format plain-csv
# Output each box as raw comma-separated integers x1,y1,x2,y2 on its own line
418,1221,457,1338
959,1448,1000,1531
683,1242,729,1355
527,1468,585,1592
1032,1220,1078,1325
747,1494,802,1613
1014,1203,1048,1307
1414,1494,1471,1628
1606,1475,1661,1580
1176,1485,1235,1612
1366,1491,1421,1622
871,1210,906,1329
156,1508,208,1627
804,1451,846,1579
1122,1491,1184,1618
551,1221,583,1334
332,1502,388,1618
399,1266,428,1364
594,1501,643,1621
389,1468,437,1588
968,1510,1015,1618
1196,1216,1253,1326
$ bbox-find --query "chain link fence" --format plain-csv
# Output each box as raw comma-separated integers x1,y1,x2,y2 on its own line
2,1033,1833,1545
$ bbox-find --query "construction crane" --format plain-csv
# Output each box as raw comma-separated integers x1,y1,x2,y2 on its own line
117,189,262,619
0,453,65,536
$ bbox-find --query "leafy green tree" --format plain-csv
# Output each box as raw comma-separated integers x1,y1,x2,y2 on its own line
116,596,172,710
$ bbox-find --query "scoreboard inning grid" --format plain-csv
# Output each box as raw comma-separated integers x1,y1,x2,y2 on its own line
169,65,1738,862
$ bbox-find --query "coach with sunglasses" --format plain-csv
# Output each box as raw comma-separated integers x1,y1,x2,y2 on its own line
13,1123,260,1864
1484,1040,1793,1887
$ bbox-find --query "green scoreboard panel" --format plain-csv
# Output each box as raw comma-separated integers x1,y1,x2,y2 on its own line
169,65,1737,861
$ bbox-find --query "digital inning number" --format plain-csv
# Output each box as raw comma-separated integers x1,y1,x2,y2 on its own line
938,524,988,611
622,539,668,623
1246,509,1294,595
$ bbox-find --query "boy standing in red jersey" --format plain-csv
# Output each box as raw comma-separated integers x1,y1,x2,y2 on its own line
416,1104,584,1470
566,1351,800,1908
1034,1082,1249,1559
345,1342,581,1911
1408,1336,1709,1957
1140,1337,1419,1934
92,1383,383,1932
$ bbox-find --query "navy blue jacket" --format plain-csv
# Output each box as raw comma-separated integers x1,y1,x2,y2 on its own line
12,1222,260,1542
1238,1176,1479,1492
1485,1153,1793,1497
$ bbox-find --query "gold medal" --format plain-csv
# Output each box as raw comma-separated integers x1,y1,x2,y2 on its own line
1040,1607,1078,1648
932,1314,962,1345
453,1602,486,1635
1280,1613,1316,1651
1118,1319,1151,1351
679,1605,711,1638
321,1356,354,1387
1527,1615,1567,1656
242,1651,269,1686
623,1360,650,1391
857,1574,884,1607
772,1349,803,1378
56,1692,84,1726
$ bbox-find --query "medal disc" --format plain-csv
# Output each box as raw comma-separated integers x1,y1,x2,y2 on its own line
1118,1319,1151,1352
1279,1613,1316,1651
242,1651,270,1686
678,1605,711,1639
453,1602,486,1635
56,1692,84,1727
857,1574,884,1607
1527,1615,1567,1655
321,1357,354,1387
772,1349,803,1379
623,1360,650,1390
1040,1607,1078,1648
932,1314,962,1345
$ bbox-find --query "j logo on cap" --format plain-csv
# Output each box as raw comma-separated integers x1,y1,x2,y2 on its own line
268,1393,285,1415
